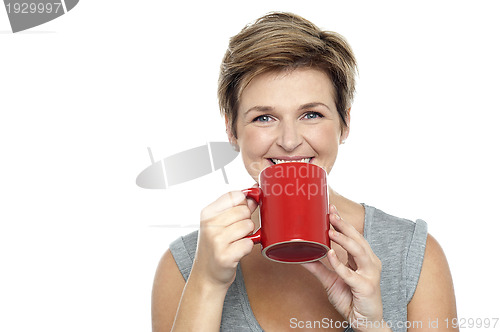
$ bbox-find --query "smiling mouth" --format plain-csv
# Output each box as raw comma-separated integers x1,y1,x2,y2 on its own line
269,158,313,165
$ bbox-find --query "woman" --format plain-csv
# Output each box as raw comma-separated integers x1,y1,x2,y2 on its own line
152,12,457,332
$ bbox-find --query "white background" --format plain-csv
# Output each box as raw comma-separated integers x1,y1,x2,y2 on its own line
1,1,499,331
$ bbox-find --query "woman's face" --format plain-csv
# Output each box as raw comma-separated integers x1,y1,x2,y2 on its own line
228,67,350,182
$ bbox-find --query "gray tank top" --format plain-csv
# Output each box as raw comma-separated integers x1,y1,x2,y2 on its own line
169,204,427,332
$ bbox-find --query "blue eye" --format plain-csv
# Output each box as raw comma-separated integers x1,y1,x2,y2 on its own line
304,112,323,120
253,115,272,122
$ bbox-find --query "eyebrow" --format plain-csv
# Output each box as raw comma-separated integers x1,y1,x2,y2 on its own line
244,102,330,115
298,102,331,111
244,105,273,115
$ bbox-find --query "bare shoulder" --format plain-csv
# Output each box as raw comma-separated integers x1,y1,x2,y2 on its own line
152,249,186,332
329,189,365,233
407,233,458,331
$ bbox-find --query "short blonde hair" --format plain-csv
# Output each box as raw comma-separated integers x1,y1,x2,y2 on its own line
218,12,358,138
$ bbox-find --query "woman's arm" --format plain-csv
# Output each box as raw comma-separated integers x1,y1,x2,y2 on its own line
407,234,458,331
151,250,185,332
151,249,229,332
151,190,257,332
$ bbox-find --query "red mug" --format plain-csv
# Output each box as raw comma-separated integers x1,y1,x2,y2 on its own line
243,162,330,263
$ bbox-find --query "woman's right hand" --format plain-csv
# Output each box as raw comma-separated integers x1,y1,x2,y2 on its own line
191,189,259,290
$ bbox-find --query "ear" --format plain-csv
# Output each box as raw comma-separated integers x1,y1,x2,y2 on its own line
340,108,351,144
225,116,240,151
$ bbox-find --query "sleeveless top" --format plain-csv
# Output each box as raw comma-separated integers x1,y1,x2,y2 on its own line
169,204,428,332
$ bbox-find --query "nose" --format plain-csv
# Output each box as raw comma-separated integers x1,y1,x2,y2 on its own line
276,119,302,152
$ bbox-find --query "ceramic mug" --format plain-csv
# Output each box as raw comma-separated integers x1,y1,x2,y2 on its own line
242,162,330,263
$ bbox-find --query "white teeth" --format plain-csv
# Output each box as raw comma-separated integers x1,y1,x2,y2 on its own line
271,158,311,164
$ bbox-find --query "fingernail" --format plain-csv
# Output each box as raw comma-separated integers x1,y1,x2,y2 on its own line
331,205,342,220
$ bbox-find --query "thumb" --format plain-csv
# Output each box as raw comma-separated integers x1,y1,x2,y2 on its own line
302,252,339,289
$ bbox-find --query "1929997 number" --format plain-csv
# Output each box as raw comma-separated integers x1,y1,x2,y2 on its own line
444,317,499,329
5,2,63,14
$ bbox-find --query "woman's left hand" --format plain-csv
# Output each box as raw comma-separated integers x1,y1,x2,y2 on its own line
302,204,385,330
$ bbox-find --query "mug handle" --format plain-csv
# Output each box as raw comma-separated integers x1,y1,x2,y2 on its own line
242,187,262,244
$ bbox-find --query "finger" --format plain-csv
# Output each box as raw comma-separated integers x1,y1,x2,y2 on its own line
330,205,364,242
302,258,340,291
347,253,358,271
209,236,254,271
244,182,260,213
329,205,374,270
245,196,258,214
326,247,360,288
221,218,256,244
201,191,248,221
329,228,370,269
203,204,252,228
226,236,255,264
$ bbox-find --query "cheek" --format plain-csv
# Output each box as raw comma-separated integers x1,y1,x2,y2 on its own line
238,127,273,178
240,128,270,156
308,123,340,170
325,147,339,174
309,121,340,146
